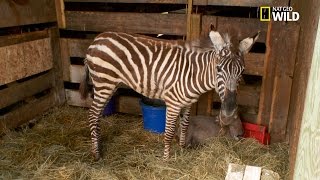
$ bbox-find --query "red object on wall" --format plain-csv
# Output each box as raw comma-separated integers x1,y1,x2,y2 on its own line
242,122,270,145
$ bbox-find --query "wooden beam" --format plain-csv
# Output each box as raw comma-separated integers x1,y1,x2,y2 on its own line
50,28,66,105
0,0,56,28
186,0,193,41
268,24,299,142
60,38,71,81
64,0,272,6
293,17,320,179
67,38,92,57
256,22,275,127
206,0,272,7
212,84,260,107
55,0,66,28
0,92,55,134
0,38,53,85
289,0,320,178
69,65,84,83
66,89,92,107
0,71,54,110
243,53,265,76
0,29,49,47
65,11,187,35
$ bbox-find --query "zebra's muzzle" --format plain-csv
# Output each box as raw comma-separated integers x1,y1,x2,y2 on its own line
221,88,237,117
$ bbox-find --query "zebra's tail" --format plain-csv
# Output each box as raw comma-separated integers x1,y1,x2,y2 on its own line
79,64,89,99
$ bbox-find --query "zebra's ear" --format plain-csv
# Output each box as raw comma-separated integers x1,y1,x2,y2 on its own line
239,31,260,54
209,26,225,51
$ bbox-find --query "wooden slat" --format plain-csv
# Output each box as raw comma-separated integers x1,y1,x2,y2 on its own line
258,23,299,142
0,38,53,85
0,92,55,134
50,28,66,105
69,65,84,83
244,53,265,76
66,89,92,107
243,165,262,180
225,163,245,180
0,29,49,47
289,0,320,178
55,0,66,28
65,38,264,76
116,96,142,115
217,16,268,43
293,17,320,179
0,0,56,28
65,11,187,35
268,25,299,142
206,0,272,7
68,38,92,57
0,71,54,110
60,38,71,81
64,0,272,6
256,22,275,127
212,84,260,107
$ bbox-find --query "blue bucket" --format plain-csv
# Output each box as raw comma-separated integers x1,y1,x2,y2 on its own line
103,97,115,116
140,99,166,134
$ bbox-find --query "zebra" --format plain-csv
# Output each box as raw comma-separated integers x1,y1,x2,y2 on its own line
80,25,259,161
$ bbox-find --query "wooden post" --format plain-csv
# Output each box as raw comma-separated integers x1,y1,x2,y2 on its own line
268,24,299,142
55,0,66,28
50,28,65,105
257,0,295,142
288,0,320,178
293,18,320,179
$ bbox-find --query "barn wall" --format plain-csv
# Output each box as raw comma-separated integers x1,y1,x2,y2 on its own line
0,1,64,134
288,0,320,178
57,0,302,144
293,17,320,179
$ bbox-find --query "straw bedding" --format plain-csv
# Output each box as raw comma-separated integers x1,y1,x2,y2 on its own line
0,105,289,179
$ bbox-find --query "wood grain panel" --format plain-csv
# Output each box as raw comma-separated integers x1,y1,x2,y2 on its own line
65,11,187,35
0,0,56,28
0,71,54,109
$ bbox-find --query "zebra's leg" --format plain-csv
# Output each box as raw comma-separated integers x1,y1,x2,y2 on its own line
89,87,116,161
179,106,191,147
163,105,181,160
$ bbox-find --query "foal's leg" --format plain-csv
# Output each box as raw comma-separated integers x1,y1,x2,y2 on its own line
163,105,181,160
89,86,116,161
179,106,191,147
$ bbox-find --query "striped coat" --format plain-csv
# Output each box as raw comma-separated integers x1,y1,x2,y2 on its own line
80,28,259,160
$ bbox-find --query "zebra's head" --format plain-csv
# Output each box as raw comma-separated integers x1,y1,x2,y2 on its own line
209,25,260,118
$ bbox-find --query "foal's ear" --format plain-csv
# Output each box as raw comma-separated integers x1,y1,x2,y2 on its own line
209,24,225,51
239,31,260,54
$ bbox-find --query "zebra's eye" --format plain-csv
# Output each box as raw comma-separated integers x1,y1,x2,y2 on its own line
217,66,221,72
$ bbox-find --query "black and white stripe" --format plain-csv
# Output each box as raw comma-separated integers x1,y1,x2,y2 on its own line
80,29,258,160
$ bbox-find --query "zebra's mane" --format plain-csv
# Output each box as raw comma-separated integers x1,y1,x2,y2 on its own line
186,33,235,52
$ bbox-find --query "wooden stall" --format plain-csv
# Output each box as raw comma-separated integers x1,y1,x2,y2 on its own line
0,0,65,134
0,0,319,179
56,0,300,145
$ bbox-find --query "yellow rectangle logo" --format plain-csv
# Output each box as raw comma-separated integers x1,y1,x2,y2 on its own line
260,6,271,21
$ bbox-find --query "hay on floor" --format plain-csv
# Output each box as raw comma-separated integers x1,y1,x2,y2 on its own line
0,105,289,179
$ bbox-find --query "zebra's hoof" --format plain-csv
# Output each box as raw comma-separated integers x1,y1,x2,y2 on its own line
92,153,102,161
179,142,186,148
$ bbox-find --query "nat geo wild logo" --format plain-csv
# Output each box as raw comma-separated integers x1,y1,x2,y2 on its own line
260,6,300,22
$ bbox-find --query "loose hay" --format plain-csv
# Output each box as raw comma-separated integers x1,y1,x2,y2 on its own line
0,105,289,179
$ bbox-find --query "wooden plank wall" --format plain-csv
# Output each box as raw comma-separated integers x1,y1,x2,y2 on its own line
0,1,64,134
288,0,320,178
0,0,56,28
59,0,300,143
293,16,320,179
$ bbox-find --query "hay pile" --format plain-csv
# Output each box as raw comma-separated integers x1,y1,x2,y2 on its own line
0,105,289,179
